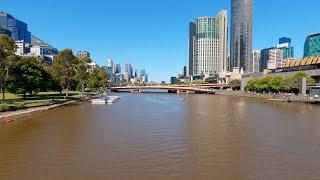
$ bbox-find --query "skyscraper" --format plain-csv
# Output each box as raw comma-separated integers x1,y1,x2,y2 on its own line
140,69,145,77
189,10,228,77
0,12,31,43
230,0,253,73
114,64,121,74
277,37,294,60
304,33,320,57
125,64,133,79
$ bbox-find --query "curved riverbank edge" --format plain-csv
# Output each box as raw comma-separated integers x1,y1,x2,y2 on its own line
214,90,320,104
0,100,77,124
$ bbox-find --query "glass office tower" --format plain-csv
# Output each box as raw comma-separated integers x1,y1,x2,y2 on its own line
304,33,320,57
230,0,253,73
0,12,31,43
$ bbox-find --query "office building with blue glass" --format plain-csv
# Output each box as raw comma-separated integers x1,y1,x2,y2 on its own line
0,12,31,43
304,33,320,57
277,37,294,60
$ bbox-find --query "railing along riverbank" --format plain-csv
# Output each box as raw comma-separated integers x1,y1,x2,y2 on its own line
214,90,320,104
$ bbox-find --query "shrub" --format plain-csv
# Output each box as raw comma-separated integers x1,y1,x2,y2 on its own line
14,102,25,109
0,103,10,112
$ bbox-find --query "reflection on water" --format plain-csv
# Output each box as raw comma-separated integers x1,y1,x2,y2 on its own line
0,93,320,179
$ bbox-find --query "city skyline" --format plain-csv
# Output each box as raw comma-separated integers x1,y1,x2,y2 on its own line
2,0,320,82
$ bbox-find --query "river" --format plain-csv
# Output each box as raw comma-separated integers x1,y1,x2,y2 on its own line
0,93,320,179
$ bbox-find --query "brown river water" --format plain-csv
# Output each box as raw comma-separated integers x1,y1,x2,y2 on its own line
0,93,320,179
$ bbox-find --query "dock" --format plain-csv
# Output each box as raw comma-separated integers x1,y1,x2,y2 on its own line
107,96,120,104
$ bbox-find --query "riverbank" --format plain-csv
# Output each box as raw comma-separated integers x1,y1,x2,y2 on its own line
0,100,78,124
214,90,320,104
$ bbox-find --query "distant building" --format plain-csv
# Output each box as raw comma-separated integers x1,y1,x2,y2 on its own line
76,51,90,58
277,37,294,60
125,64,133,80
183,66,187,78
106,59,114,80
230,0,253,72
134,69,138,78
140,69,146,77
251,51,260,73
114,64,121,74
260,47,274,72
30,35,58,56
15,40,30,55
171,77,178,85
279,37,291,44
267,49,283,70
0,12,31,43
304,33,320,57
189,10,228,76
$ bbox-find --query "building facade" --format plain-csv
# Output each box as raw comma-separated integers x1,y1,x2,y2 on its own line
267,49,283,70
76,51,90,58
260,47,274,72
251,50,260,73
0,27,11,36
230,0,253,73
304,33,320,57
277,37,294,60
0,12,31,43
189,10,228,77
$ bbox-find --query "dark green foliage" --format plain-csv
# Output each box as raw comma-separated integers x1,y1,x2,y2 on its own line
245,72,316,93
229,79,241,90
7,56,51,98
0,103,9,111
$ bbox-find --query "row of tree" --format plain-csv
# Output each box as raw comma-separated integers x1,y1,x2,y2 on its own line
245,72,316,93
0,35,109,100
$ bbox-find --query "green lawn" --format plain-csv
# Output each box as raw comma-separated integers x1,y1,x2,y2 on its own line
0,91,80,111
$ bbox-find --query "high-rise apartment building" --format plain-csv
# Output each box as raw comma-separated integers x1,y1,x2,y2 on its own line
267,49,283,70
0,12,31,43
230,0,253,73
189,10,228,76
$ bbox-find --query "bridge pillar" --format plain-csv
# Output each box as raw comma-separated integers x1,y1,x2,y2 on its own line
299,77,307,95
240,79,246,92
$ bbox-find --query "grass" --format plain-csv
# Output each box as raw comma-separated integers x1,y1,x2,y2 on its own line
0,91,81,111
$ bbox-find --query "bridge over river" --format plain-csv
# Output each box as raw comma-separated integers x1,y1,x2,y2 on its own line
110,84,230,94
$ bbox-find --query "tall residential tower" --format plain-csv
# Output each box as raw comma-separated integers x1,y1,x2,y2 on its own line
189,10,228,77
230,0,253,73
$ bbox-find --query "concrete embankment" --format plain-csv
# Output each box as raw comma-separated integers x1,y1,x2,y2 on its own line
215,90,320,104
0,100,77,124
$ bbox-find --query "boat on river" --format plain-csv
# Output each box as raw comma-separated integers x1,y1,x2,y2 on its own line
91,93,108,104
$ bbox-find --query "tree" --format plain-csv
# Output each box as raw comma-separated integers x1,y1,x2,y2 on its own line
229,79,241,90
7,56,50,98
286,72,316,93
0,35,15,100
51,49,77,98
75,57,90,95
87,68,108,89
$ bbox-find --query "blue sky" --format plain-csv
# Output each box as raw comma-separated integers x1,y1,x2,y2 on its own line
2,0,320,82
